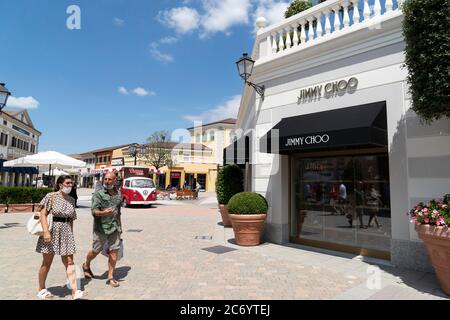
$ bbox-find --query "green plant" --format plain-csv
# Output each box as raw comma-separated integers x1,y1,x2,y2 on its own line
228,192,268,215
216,165,244,205
407,194,450,227
285,0,313,18
403,0,450,122
0,187,52,204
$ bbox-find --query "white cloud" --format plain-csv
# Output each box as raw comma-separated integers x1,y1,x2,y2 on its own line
133,87,156,97
160,36,178,45
6,96,40,109
157,7,200,34
254,0,290,27
118,86,129,95
150,42,174,63
200,0,252,36
184,95,241,123
114,17,125,27
119,86,156,97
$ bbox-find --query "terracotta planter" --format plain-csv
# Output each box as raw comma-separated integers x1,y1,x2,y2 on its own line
229,214,267,246
416,224,450,296
8,204,34,213
219,204,232,227
0,204,7,213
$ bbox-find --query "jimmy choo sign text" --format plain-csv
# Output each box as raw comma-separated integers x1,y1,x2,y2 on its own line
297,77,358,103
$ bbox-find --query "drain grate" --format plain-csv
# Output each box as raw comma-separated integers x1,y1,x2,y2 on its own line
202,245,237,254
126,229,143,233
195,235,212,240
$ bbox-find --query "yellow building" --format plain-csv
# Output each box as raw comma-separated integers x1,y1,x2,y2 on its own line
117,118,237,192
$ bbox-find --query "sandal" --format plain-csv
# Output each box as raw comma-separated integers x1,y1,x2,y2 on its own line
106,278,120,288
37,289,54,300
83,263,95,279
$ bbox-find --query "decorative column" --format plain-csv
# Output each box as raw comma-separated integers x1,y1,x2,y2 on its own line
324,9,332,35
292,23,299,46
363,0,371,21
333,5,341,31
307,16,315,41
300,20,307,44
315,13,324,38
351,0,361,24
342,1,351,28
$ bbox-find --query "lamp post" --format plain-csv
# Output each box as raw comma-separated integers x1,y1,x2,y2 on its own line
236,53,265,99
0,83,11,112
128,144,140,166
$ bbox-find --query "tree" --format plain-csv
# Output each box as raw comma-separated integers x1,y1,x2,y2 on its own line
403,0,450,122
285,0,313,19
141,130,175,170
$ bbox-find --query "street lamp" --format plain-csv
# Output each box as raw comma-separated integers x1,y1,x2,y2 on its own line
236,53,265,99
128,144,140,166
0,83,11,111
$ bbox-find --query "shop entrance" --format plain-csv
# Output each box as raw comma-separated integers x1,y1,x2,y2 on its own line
170,172,181,189
197,174,206,191
291,151,391,259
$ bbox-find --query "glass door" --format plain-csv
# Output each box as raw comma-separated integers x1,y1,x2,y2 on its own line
292,153,391,254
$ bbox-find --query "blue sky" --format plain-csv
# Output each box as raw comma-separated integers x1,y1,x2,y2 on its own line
0,0,294,154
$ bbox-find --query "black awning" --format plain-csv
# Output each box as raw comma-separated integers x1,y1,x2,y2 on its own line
223,134,251,166
261,101,387,154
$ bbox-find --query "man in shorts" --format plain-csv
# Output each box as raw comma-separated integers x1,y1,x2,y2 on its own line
83,173,122,287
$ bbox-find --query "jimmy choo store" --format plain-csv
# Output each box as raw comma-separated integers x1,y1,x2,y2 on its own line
233,3,450,271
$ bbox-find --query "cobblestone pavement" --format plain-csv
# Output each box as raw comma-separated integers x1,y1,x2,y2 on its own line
0,194,448,300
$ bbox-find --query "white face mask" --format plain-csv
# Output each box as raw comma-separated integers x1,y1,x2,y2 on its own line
61,186,72,194
103,184,114,190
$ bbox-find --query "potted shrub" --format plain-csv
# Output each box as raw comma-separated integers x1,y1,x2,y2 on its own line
228,192,268,246
408,194,450,295
216,165,244,227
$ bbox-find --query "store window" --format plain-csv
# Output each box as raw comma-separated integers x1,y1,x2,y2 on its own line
292,153,391,255
196,134,201,143
210,130,215,142
202,132,208,142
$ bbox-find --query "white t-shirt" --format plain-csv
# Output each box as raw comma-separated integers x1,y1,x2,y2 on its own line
339,184,347,200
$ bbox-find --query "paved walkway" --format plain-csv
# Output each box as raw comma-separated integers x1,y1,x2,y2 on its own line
0,196,448,300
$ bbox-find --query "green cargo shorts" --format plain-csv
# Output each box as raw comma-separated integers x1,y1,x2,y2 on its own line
92,230,121,253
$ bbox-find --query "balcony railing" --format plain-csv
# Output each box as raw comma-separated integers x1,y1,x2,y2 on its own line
255,0,404,62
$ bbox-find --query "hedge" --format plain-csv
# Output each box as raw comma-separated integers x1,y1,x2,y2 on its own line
0,187,53,204
216,165,244,205
403,0,450,122
228,192,268,215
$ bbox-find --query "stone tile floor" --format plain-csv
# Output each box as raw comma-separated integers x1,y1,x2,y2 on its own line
0,197,447,300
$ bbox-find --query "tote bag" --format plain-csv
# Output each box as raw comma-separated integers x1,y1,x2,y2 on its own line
27,193,54,236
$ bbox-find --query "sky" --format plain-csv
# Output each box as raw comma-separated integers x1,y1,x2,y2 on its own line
0,0,295,154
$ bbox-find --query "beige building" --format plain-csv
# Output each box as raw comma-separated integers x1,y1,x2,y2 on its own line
72,118,237,192
0,109,41,186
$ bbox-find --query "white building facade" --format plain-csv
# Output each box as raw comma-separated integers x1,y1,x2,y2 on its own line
0,109,41,186
233,0,449,271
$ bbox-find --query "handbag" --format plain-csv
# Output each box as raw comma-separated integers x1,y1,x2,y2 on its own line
27,193,54,236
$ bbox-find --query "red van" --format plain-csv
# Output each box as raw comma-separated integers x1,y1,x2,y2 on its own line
119,167,157,207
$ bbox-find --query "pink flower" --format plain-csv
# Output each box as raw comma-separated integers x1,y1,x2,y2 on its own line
423,208,429,213
424,218,430,223
418,212,423,217
424,211,429,216
410,217,417,223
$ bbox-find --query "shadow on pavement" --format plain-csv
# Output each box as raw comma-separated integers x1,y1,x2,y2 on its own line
97,266,131,281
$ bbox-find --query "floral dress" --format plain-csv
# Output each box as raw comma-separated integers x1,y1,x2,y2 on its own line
35,192,77,256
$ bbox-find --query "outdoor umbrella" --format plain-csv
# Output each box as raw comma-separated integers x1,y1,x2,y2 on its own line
3,151,86,169
42,168,70,176
3,151,86,187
